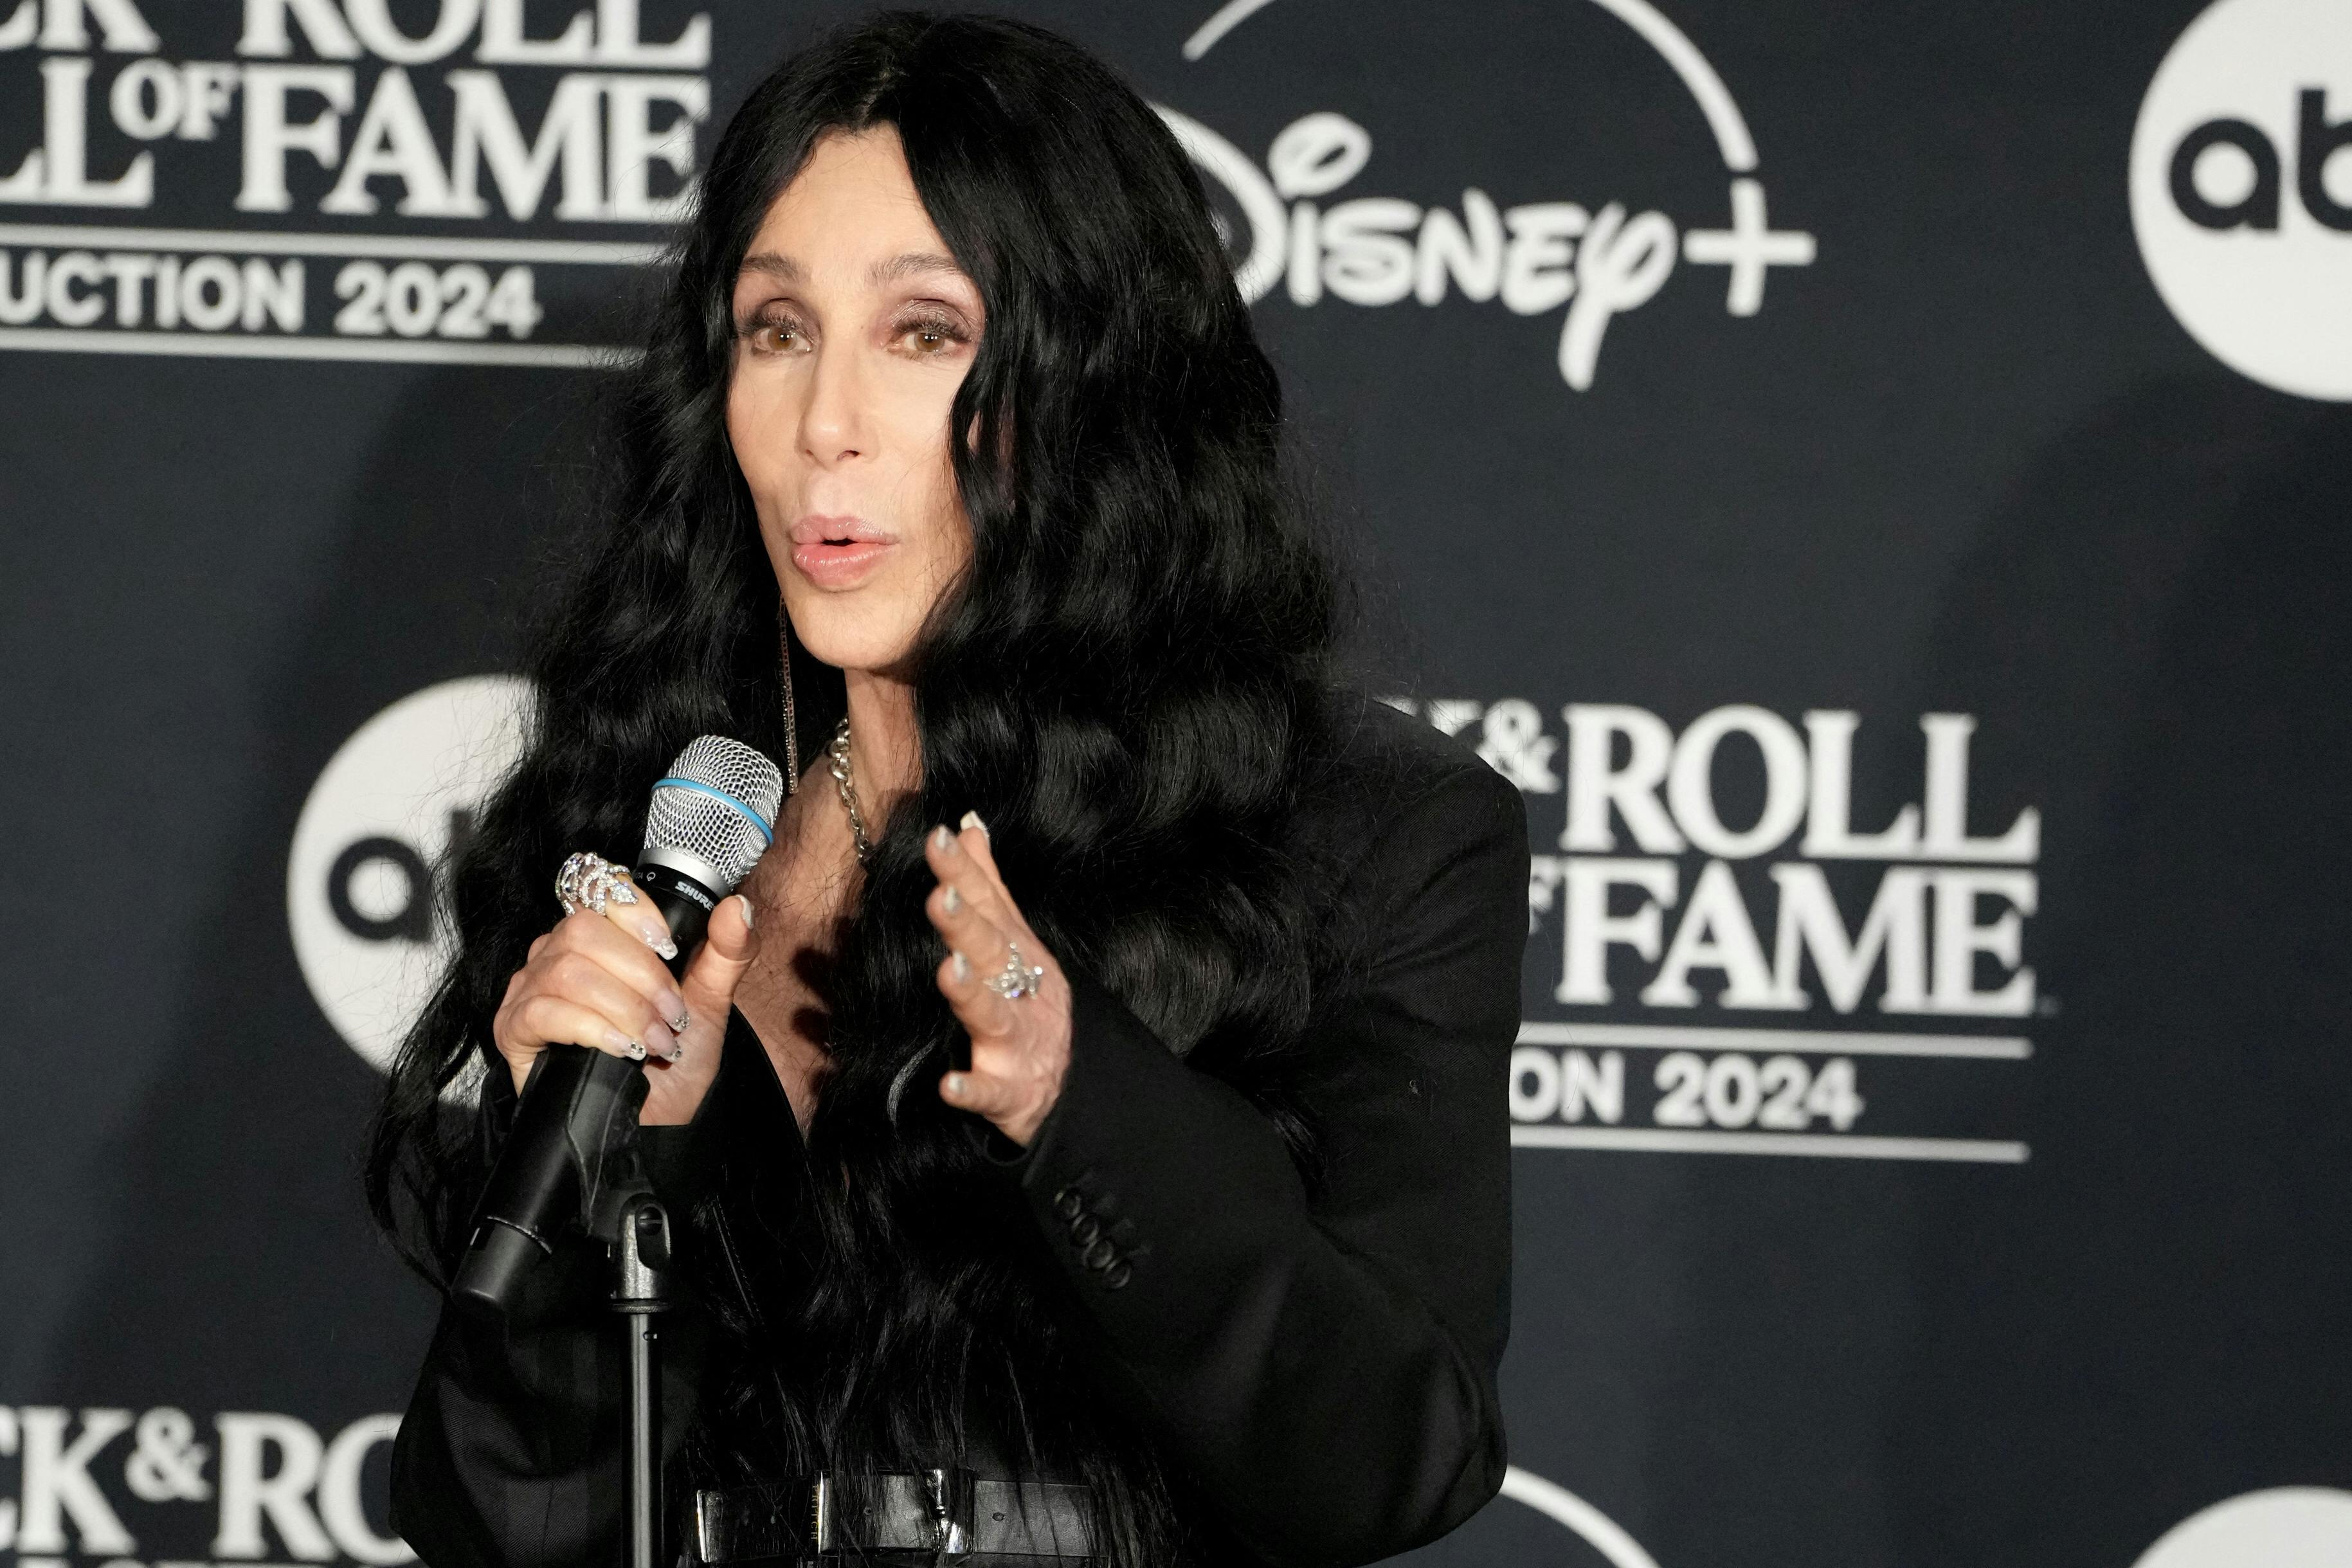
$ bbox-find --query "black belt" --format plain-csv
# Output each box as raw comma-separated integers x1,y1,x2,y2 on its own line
694,1468,1098,1565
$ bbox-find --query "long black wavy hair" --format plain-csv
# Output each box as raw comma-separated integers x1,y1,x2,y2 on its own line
366,11,1344,1562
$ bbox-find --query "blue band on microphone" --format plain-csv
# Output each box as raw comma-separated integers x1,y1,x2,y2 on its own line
654,777,774,845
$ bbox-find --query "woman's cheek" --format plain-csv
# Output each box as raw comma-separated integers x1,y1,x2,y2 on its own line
725,401,781,500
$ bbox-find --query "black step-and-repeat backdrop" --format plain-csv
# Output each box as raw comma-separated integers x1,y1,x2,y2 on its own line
3,1,2348,1564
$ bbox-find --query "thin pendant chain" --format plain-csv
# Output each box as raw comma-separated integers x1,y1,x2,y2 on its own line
777,597,800,795
828,716,873,866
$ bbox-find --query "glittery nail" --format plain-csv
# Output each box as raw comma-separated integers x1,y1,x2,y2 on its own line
943,1072,966,1097
943,885,961,914
952,950,970,982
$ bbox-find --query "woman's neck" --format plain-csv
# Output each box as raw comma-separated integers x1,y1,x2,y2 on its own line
842,666,921,823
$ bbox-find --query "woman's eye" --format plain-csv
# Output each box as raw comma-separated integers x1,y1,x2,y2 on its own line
896,315,968,356
742,314,806,355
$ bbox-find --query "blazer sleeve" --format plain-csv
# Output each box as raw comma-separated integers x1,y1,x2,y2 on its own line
389,1014,799,1568
1000,759,1529,1567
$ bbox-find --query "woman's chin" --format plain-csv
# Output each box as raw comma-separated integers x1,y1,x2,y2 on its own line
788,610,923,678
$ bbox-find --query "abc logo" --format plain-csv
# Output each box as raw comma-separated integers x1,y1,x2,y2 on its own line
2130,0,2352,400
286,675,530,1074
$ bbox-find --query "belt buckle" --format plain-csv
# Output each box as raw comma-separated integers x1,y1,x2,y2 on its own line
922,1466,977,1565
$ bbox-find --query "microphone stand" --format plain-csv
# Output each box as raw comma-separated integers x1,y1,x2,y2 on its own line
602,1184,674,1568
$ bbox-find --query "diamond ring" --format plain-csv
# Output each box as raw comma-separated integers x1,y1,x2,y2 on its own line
555,850,640,917
983,941,1046,1001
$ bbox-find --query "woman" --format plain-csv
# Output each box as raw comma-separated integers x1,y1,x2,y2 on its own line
368,12,1528,1567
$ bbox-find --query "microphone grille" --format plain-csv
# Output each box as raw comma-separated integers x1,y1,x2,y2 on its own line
641,735,784,892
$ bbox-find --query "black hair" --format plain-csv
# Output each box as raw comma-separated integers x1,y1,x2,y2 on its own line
366,12,1343,1562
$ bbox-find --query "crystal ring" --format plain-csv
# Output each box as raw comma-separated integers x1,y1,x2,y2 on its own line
983,940,1047,1002
555,850,640,917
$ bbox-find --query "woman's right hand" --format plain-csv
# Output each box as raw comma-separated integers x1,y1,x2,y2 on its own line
490,879,761,1127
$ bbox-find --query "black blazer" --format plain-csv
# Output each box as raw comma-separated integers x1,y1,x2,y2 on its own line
390,696,1530,1568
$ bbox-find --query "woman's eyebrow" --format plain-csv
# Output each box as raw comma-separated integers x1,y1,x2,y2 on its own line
868,251,965,287
736,251,968,287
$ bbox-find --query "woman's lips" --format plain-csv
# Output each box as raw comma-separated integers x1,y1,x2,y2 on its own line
790,536,894,588
788,515,896,588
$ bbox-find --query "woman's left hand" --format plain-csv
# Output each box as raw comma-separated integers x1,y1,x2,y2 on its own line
925,815,1071,1146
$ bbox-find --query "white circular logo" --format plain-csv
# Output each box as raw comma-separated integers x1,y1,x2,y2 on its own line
2130,0,2352,400
1499,1466,1662,1568
2134,1487,2352,1568
287,675,532,1074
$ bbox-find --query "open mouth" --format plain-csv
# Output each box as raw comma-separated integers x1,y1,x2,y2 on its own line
789,516,896,586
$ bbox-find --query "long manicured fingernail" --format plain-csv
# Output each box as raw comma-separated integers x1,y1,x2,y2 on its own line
660,990,689,1032
932,824,954,851
643,923,679,960
734,894,756,931
943,1072,966,1098
952,950,970,982
645,1022,678,1061
943,885,961,914
959,810,988,837
608,1030,647,1061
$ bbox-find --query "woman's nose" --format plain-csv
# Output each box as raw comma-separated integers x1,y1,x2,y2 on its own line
799,345,871,465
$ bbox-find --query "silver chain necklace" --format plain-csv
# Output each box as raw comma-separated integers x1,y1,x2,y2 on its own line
827,716,873,865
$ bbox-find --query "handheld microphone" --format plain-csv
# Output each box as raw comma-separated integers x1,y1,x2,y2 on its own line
451,735,784,1320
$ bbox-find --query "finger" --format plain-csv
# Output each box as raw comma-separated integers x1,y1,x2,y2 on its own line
925,880,1013,970
593,869,681,961
921,824,1004,918
937,949,1020,1043
549,911,690,1035
923,823,1025,935
539,950,680,1061
938,1061,1026,1125
954,813,1006,891
511,992,661,1064
680,894,760,1025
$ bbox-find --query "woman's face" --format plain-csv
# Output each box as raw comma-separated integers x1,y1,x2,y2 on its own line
727,125,984,677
